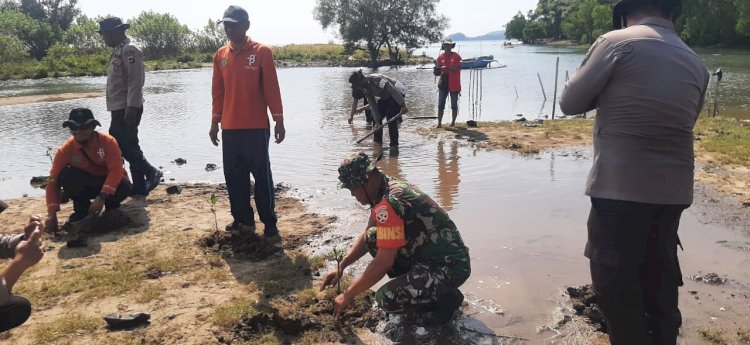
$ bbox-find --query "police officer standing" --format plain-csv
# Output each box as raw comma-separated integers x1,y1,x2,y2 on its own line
560,1,709,344
98,17,162,196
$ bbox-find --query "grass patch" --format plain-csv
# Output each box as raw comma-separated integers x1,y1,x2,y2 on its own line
255,254,314,296
695,116,750,165
135,283,166,303
33,312,101,344
18,262,141,306
307,254,327,272
237,333,282,345
699,327,730,344
214,296,257,327
738,328,750,344
205,252,226,268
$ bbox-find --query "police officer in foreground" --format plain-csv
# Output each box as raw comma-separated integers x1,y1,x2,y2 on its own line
98,17,162,197
560,0,709,344
321,152,470,326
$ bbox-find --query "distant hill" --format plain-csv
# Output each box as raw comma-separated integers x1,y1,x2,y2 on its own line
447,30,505,41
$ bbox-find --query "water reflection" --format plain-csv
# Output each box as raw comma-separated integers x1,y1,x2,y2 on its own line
435,140,460,211
374,144,405,181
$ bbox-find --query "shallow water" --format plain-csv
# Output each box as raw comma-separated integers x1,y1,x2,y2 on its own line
1,45,749,343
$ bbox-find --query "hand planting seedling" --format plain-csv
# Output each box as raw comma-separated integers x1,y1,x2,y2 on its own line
331,247,344,294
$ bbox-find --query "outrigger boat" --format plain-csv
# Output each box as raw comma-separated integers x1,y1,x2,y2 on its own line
460,55,499,69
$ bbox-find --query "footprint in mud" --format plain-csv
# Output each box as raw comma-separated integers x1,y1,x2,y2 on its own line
198,231,280,261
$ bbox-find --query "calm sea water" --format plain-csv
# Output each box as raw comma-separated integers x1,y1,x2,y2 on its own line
1,43,748,342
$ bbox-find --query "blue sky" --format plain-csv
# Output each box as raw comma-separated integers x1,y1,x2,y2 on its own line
78,0,539,45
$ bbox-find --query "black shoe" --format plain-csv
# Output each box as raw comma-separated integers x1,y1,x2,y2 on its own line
66,236,88,248
413,290,464,326
225,221,256,234
68,212,87,223
104,312,150,330
144,170,163,194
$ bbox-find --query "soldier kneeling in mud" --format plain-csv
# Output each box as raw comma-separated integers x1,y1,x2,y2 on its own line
321,152,471,326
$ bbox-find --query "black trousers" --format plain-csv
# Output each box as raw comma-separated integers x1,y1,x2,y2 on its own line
0,295,31,332
221,129,277,228
59,166,132,215
586,197,687,345
363,97,373,124
109,107,157,195
374,97,402,147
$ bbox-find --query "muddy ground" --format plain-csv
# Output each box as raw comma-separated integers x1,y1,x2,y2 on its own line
0,183,388,345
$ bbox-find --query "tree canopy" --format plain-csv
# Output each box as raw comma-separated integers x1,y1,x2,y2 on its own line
314,0,447,62
129,11,189,59
507,0,750,47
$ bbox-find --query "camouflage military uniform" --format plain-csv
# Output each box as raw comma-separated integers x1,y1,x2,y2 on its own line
338,152,471,315
366,177,470,313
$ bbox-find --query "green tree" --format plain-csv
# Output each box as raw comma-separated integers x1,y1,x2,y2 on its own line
535,0,567,39
129,11,189,59
19,0,79,31
62,14,105,54
0,9,54,59
387,0,446,59
523,21,547,42
189,19,225,53
505,11,527,40
680,0,740,46
734,0,750,38
561,0,611,44
0,32,26,61
314,0,446,62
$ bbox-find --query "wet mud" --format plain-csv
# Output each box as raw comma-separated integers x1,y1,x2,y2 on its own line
566,285,607,333
230,290,384,343
198,230,280,261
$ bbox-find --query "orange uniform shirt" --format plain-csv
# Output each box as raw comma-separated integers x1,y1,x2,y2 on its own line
45,132,129,213
211,37,284,129
371,199,406,249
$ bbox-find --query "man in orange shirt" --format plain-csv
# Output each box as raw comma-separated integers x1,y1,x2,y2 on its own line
44,108,132,233
435,39,461,128
209,5,285,238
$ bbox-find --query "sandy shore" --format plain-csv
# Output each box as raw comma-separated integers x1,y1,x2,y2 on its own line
0,184,381,344
0,92,105,107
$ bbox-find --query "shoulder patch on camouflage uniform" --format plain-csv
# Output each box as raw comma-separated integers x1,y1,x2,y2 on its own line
126,50,135,63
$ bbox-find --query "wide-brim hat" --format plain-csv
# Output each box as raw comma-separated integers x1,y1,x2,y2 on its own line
612,0,682,29
63,108,101,128
441,38,456,49
97,17,130,33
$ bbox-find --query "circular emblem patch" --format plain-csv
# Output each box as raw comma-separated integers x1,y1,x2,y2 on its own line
375,206,389,223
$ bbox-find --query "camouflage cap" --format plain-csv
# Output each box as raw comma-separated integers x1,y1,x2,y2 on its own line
338,152,375,189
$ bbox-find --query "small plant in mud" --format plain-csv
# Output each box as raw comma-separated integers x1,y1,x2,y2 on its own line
331,248,344,294
45,146,55,163
209,193,218,232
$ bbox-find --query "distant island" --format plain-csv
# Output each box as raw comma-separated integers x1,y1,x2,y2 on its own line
446,30,506,41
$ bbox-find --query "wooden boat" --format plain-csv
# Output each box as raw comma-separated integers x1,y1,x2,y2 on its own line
460,55,498,69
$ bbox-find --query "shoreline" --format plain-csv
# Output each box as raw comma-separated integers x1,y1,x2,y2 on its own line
0,92,105,107
421,119,750,229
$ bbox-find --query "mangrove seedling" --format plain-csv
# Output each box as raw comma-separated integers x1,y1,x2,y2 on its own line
331,247,344,294
209,193,218,232
45,146,55,163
